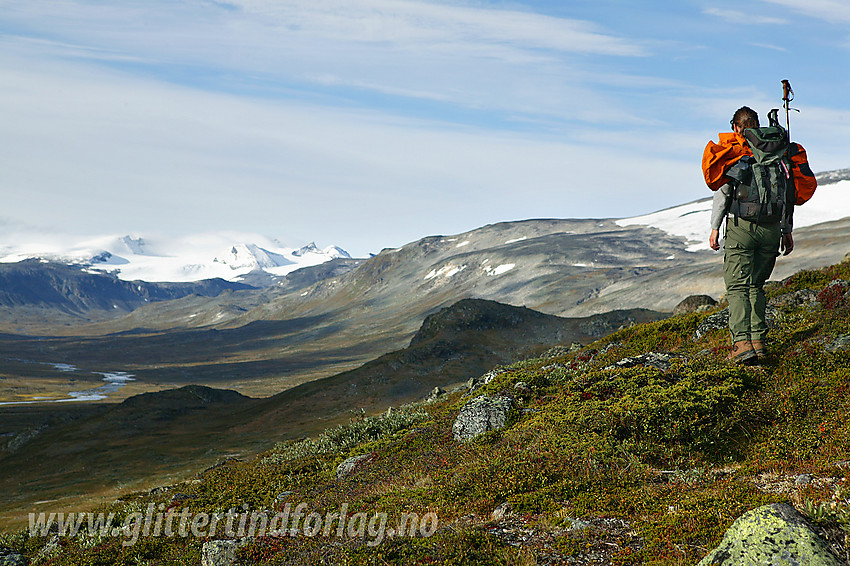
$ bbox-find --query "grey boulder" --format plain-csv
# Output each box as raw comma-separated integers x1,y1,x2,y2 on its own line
698,503,841,566
452,395,513,442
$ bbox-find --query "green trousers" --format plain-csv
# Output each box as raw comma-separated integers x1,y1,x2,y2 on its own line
723,217,781,342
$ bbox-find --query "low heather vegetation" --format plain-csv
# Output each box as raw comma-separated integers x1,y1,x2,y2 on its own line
3,261,850,565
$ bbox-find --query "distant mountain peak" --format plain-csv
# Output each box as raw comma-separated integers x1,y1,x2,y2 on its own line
119,236,146,255
292,242,319,257
213,243,294,271
291,242,351,260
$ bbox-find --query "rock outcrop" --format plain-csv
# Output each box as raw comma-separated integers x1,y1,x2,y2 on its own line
424,386,445,403
698,503,841,566
605,352,679,372
335,453,373,480
770,288,819,310
827,334,850,353
674,295,717,315
692,307,778,341
452,395,513,442
0,549,27,566
201,539,249,566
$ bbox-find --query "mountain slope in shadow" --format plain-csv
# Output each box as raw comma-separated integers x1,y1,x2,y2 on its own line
0,299,667,527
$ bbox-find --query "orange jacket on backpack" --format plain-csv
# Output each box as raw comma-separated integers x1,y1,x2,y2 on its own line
702,132,752,191
787,142,818,204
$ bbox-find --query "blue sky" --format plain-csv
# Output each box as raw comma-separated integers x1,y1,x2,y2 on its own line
1,0,848,257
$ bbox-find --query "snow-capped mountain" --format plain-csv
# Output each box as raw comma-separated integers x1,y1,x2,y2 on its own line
0,232,351,283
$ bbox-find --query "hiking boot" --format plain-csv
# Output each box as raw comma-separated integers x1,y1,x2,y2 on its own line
727,341,757,364
751,339,766,357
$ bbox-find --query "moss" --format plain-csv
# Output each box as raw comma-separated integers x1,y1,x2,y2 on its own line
775,262,850,295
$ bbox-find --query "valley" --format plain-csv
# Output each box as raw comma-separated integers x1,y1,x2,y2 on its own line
0,298,667,528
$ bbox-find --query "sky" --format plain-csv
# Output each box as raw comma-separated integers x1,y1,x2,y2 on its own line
1,0,848,257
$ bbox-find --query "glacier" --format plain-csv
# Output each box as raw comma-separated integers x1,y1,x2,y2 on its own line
0,231,351,283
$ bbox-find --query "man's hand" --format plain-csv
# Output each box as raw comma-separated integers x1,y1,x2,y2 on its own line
709,229,721,251
781,233,794,256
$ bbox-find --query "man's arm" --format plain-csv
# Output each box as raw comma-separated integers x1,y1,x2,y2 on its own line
708,183,733,250
781,233,794,255
709,229,721,251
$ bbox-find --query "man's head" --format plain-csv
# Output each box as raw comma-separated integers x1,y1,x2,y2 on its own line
731,106,759,132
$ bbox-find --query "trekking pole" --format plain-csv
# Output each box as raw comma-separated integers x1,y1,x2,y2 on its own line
781,79,799,137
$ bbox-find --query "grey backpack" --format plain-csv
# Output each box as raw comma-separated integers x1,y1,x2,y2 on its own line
726,118,794,224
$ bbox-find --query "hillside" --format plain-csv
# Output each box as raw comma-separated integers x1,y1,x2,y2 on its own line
3,213,845,405
3,259,849,564
0,300,666,529
0,259,253,330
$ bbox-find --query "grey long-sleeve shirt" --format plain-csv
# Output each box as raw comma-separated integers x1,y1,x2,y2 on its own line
710,183,733,231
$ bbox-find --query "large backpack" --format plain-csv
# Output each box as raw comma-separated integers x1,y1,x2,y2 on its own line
725,123,793,224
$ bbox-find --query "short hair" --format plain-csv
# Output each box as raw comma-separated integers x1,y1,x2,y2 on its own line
732,106,759,129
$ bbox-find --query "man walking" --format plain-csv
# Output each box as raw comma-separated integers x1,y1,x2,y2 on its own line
704,106,794,364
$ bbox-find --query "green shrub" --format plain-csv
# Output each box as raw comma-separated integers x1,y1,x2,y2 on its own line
263,407,430,465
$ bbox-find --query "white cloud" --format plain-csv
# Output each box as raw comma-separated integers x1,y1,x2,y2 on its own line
703,8,788,25
0,0,649,119
230,0,649,56
0,50,704,256
749,42,788,52
758,0,850,23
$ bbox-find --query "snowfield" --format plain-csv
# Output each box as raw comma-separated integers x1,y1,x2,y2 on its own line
0,231,350,283
617,179,850,251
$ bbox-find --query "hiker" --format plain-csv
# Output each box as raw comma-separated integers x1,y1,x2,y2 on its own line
704,106,794,364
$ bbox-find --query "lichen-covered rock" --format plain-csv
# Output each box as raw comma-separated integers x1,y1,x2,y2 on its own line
674,295,718,315
826,334,850,353
605,352,679,372
466,368,505,393
0,549,27,566
692,307,778,341
770,288,819,310
335,453,372,479
491,502,513,521
692,309,729,341
452,395,513,442
698,503,841,566
201,539,247,566
425,386,445,403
